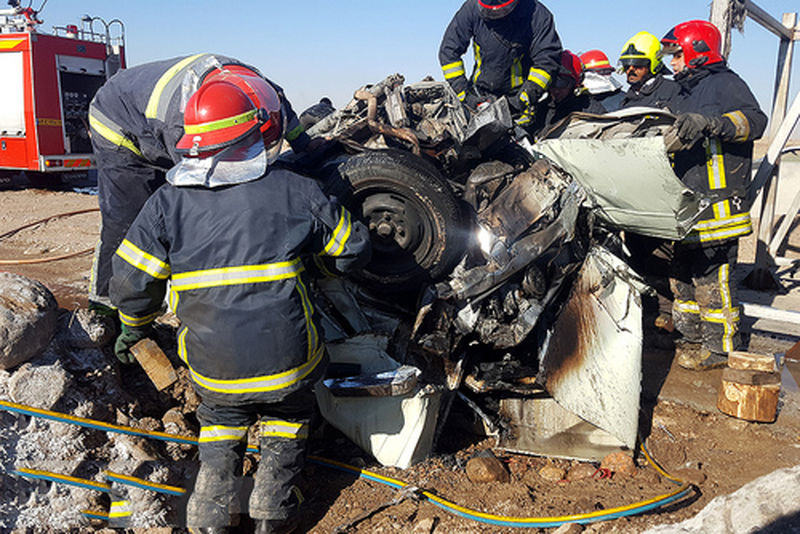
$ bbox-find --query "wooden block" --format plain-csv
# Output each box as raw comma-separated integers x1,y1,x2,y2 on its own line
717,368,780,423
786,341,800,363
728,351,777,372
130,338,178,391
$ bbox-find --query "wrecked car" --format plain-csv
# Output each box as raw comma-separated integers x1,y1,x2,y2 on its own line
295,74,708,467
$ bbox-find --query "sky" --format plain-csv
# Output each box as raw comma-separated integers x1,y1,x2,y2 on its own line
36,0,800,128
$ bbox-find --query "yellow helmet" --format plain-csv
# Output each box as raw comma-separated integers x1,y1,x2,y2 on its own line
619,31,664,75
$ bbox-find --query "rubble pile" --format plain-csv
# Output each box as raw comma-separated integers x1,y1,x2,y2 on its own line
0,278,198,530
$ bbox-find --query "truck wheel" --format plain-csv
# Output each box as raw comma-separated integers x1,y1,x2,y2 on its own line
325,149,466,293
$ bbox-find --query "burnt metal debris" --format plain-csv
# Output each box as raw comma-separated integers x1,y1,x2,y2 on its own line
300,75,706,465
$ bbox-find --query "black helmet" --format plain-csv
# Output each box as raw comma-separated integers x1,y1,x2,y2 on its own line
477,0,519,20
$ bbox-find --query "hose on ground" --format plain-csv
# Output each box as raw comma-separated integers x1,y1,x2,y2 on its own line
0,207,98,265
1,399,693,528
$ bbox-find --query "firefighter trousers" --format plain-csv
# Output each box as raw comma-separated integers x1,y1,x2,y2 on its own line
669,241,741,354
89,137,167,306
185,387,314,528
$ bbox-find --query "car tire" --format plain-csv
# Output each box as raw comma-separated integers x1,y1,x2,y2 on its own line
324,149,466,292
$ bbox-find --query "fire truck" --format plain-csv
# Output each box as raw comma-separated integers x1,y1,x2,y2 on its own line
0,1,125,185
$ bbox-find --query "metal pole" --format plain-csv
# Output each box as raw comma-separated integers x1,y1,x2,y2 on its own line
746,12,798,289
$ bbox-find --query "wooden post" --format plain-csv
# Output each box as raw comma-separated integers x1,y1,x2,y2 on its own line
710,0,734,58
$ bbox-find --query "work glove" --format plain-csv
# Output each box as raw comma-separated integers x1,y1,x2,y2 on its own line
113,324,149,364
673,113,738,147
515,80,545,112
463,86,492,111
673,113,709,146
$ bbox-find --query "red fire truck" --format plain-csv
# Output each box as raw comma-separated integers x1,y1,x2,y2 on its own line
0,2,125,185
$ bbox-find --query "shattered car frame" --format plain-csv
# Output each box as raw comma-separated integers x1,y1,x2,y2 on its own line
301,74,707,466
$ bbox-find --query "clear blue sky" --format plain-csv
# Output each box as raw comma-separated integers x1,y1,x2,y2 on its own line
40,0,799,124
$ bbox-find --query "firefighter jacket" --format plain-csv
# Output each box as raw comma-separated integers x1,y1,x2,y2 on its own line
439,0,562,101
671,63,767,246
109,165,371,406
89,54,310,169
621,74,681,111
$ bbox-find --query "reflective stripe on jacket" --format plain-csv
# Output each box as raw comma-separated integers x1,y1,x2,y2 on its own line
109,168,371,404
672,63,767,246
438,0,561,100
89,54,308,167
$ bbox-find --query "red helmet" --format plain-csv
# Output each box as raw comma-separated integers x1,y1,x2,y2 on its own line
176,75,281,156
661,20,723,69
579,50,613,74
559,50,584,85
476,0,519,20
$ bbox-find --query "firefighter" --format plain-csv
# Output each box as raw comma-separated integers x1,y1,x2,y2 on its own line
619,31,681,110
438,0,562,125
618,32,681,282
529,50,606,138
109,75,371,531
661,20,767,370
579,49,624,112
88,54,313,327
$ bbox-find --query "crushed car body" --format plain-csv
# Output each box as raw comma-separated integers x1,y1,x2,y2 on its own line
300,74,710,467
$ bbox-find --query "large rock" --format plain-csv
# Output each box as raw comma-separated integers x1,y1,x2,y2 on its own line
0,273,57,370
643,465,800,534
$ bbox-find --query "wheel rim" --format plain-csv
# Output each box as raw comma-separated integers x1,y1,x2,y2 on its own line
356,187,436,281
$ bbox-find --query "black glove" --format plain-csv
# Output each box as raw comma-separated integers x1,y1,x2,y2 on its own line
463,86,493,111
113,324,149,364
516,80,545,111
673,113,710,146
706,115,737,140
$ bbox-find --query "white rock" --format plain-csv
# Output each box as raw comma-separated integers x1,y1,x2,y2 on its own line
643,465,800,534
0,273,57,370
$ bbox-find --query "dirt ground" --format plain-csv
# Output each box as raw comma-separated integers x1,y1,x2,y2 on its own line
1,179,799,533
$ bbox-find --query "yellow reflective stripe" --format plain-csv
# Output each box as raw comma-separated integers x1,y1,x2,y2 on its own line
695,211,750,231
685,222,752,243
296,274,319,363
88,114,143,157
168,287,180,313
183,109,257,135
109,500,132,518
441,59,466,79
171,259,303,292
528,67,551,89
118,310,159,328
199,425,249,443
286,124,304,142
177,326,189,365
511,58,523,89
188,345,324,394
116,239,171,279
723,111,750,142
712,199,731,220
145,53,205,119
705,139,726,190
457,90,466,101
322,208,352,257
473,43,482,83
260,420,309,439
674,299,700,314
